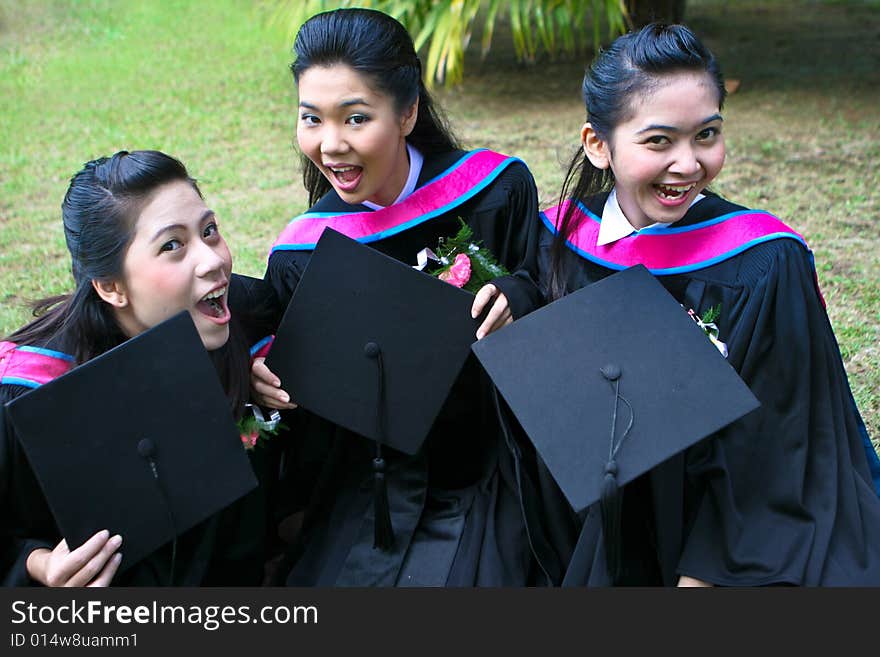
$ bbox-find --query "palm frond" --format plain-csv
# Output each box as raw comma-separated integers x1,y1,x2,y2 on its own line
270,0,629,88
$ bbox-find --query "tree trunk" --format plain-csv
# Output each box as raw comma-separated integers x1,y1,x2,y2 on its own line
626,0,687,28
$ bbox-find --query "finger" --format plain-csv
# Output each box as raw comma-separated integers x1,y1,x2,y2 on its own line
53,530,108,582
251,358,280,387
476,294,511,340
251,358,296,409
66,534,122,588
87,553,123,588
252,381,297,410
471,284,498,319
677,575,714,587
477,308,511,340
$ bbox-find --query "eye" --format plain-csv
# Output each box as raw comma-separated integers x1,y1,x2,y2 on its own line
697,126,721,141
300,113,320,126
160,239,183,253
203,222,220,239
645,134,671,146
346,114,369,126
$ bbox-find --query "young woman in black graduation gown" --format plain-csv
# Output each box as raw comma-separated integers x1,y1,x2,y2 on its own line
538,24,880,586
0,151,273,586
252,9,548,586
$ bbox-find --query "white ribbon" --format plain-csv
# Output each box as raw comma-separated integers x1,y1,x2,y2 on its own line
701,322,729,358
245,403,281,431
686,308,729,358
414,247,442,271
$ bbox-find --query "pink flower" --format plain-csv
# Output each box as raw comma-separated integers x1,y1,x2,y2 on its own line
241,430,259,450
438,253,472,288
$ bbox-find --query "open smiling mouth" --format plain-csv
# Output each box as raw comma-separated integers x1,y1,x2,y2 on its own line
327,165,364,190
654,183,696,201
197,287,227,318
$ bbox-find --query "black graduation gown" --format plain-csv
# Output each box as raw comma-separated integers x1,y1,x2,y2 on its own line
266,149,548,586
0,304,277,587
538,191,880,586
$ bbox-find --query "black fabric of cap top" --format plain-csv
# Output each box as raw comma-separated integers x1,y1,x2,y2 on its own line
264,227,482,549
471,264,760,581
5,311,258,574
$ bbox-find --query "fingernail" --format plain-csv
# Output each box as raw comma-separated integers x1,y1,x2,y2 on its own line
99,529,110,540
280,392,289,403
110,535,123,548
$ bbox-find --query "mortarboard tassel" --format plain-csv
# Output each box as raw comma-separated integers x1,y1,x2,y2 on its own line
600,459,623,584
365,341,394,550
599,364,633,586
137,437,177,585
372,449,394,550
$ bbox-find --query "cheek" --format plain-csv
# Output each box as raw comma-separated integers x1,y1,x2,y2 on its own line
297,130,319,159
702,145,726,180
125,259,186,308
613,154,658,188
713,146,726,174
362,123,403,162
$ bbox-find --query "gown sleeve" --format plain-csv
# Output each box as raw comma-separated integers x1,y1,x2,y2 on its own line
265,250,310,313
1,387,57,587
677,240,880,585
229,273,284,342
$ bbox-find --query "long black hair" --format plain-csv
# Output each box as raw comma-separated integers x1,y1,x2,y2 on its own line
291,8,460,205
5,150,250,416
548,23,726,299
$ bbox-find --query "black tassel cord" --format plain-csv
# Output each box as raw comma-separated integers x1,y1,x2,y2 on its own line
137,438,178,585
598,364,633,584
364,341,394,550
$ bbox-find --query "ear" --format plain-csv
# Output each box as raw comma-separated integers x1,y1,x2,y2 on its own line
91,278,128,308
581,122,611,170
400,97,419,138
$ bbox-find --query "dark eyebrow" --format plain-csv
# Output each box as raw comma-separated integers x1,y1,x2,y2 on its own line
298,98,372,110
340,98,371,108
150,210,214,243
636,114,724,134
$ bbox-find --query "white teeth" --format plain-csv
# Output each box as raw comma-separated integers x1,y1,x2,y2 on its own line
329,166,356,173
202,287,226,302
656,183,695,199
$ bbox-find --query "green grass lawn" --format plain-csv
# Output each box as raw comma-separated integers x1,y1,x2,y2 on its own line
1,0,877,445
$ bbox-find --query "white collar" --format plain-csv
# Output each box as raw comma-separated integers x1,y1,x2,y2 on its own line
595,187,705,246
362,143,424,210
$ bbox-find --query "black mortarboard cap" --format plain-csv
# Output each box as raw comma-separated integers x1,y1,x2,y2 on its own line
264,227,482,548
471,265,759,580
5,311,258,576
265,227,481,454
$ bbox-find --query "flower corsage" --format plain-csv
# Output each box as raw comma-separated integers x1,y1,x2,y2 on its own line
237,403,285,451
415,219,510,294
686,304,728,358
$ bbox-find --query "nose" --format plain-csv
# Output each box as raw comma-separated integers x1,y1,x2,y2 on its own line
669,144,702,178
194,239,229,279
319,124,349,156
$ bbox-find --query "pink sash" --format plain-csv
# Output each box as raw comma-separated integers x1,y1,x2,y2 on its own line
0,341,74,388
271,150,519,253
542,199,809,274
